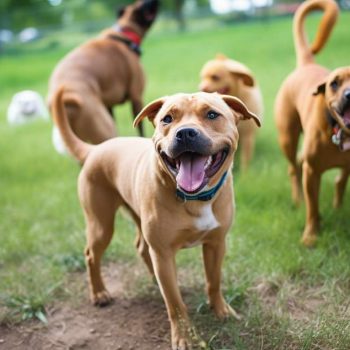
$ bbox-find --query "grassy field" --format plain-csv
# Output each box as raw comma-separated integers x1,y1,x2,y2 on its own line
1,11,350,349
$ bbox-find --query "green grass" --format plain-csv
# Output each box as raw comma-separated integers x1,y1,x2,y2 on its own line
1,12,350,349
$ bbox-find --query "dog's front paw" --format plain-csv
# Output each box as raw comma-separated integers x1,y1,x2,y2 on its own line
211,298,241,320
301,225,319,247
301,234,317,248
171,321,200,350
91,290,112,307
171,336,192,350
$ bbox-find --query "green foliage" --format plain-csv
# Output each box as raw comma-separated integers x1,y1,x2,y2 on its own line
55,252,86,272
2,295,47,323
0,0,211,31
0,0,64,30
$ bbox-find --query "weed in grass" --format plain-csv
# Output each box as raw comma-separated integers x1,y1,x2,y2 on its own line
54,252,86,272
1,295,47,324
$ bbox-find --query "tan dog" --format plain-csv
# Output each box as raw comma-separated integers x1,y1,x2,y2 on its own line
48,0,159,152
52,87,260,349
275,0,350,247
199,54,263,171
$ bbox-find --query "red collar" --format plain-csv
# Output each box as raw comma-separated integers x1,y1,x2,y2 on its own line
110,25,142,56
120,28,142,46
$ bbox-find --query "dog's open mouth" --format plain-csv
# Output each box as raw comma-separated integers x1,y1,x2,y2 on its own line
217,86,230,95
161,149,228,193
341,105,350,129
332,102,350,132
330,102,350,151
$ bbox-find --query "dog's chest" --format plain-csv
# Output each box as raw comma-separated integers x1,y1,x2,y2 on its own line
184,203,220,248
194,203,219,231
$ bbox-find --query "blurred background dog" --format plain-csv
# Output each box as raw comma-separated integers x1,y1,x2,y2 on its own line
7,90,49,125
48,0,159,154
199,54,263,171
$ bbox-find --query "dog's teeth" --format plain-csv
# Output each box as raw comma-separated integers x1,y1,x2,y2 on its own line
205,156,213,170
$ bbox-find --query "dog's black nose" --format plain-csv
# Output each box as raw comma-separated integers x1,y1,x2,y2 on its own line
169,127,212,158
344,89,350,100
176,128,199,142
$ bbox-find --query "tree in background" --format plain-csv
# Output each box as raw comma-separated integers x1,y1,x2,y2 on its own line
0,0,65,30
2,0,314,33
0,0,212,31
163,0,186,30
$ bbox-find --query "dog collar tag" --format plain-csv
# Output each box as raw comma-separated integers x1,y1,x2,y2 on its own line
332,133,341,146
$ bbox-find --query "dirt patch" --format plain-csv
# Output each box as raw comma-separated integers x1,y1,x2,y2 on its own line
0,262,170,350
251,277,329,321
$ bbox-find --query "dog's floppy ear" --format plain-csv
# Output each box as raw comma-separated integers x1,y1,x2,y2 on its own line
133,97,165,128
221,95,261,127
313,82,326,95
225,60,255,87
232,72,255,87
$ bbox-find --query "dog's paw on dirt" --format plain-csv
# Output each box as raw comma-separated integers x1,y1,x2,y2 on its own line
172,336,192,350
92,290,113,307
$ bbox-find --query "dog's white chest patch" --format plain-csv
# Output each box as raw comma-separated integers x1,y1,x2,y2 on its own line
184,204,220,248
194,204,219,232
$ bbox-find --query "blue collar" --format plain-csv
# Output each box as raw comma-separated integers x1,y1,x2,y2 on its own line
176,171,228,202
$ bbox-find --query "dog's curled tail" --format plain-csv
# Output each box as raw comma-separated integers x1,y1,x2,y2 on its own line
293,0,339,67
52,87,93,164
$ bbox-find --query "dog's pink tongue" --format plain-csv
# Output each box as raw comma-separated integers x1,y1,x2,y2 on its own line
342,140,350,151
176,154,208,192
343,109,350,125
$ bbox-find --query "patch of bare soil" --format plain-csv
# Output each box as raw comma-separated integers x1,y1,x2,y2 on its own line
251,278,328,321
0,262,171,350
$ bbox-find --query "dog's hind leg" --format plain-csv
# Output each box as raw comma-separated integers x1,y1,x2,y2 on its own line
131,98,144,137
107,106,115,119
80,181,120,306
129,76,145,137
275,99,303,205
333,168,350,208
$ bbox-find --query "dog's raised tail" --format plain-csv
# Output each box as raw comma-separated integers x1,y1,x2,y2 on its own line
52,87,93,164
293,0,339,67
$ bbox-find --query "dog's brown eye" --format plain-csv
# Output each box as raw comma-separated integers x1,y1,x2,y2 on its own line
207,110,219,120
330,79,339,91
162,115,173,124
211,75,220,82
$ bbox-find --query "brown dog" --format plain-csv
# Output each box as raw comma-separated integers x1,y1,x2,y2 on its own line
199,54,263,171
48,0,159,152
52,87,260,349
275,0,350,247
